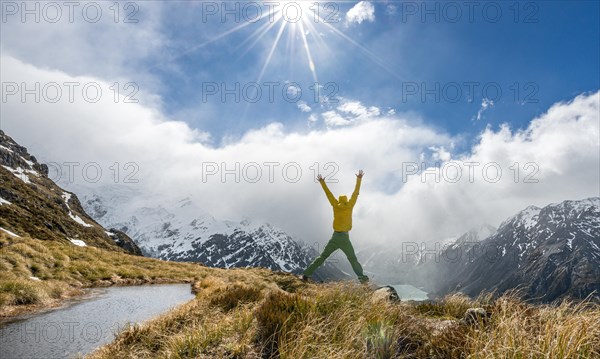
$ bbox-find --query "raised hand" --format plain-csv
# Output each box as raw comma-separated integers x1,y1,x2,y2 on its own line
316,174,325,182
356,170,364,178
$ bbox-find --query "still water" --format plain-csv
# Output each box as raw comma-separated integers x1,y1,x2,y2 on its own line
390,284,430,301
0,284,195,359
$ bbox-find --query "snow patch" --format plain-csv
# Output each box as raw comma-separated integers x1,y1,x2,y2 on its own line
62,192,94,227
29,276,41,281
520,206,541,229
70,213,93,227
2,165,31,183
20,156,35,168
566,232,576,250
0,196,11,206
70,239,87,247
1,227,19,237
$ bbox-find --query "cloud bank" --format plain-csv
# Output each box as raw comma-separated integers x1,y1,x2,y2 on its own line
1,54,598,249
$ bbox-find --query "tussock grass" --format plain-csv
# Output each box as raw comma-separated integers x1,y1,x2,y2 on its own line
414,292,494,320
2,233,598,358
89,278,600,359
466,294,600,358
210,284,263,312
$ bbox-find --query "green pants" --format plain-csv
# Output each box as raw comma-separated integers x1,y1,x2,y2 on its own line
304,231,369,283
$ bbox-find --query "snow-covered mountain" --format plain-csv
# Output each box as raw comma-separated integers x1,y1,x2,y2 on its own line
76,184,345,280
434,198,600,302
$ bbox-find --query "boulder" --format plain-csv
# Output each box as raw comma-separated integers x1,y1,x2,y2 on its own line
371,286,401,303
461,307,490,327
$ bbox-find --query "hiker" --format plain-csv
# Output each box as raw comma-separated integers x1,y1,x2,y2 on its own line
302,170,369,283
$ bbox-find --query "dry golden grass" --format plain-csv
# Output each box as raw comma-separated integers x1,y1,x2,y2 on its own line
466,294,600,358
88,278,600,359
2,233,598,358
0,233,207,316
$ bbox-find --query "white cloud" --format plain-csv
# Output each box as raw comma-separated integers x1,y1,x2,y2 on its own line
428,146,452,162
318,100,383,127
0,1,167,97
322,111,352,127
286,83,301,98
474,98,494,121
346,1,376,25
337,101,381,119
2,54,598,251
297,101,312,113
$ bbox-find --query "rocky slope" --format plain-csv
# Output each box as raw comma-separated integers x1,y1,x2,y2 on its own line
434,198,600,302
0,130,141,254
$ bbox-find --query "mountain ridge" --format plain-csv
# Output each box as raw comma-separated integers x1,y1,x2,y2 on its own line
0,130,142,255
75,184,346,281
434,197,600,302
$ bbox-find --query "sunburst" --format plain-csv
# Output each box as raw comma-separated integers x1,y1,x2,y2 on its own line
167,1,401,85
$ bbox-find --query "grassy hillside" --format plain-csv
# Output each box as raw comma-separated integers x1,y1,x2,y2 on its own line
0,233,205,317
2,233,599,358
88,279,600,359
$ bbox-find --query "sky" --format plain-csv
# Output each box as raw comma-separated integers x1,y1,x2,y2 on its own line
1,0,599,248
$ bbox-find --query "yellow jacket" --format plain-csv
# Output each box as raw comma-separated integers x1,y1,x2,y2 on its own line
320,177,361,232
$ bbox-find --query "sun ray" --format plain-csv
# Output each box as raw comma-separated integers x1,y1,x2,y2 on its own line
286,23,298,76
257,19,288,84
151,1,404,90
298,21,318,83
315,14,408,81
150,7,280,72
235,15,281,57
298,6,328,53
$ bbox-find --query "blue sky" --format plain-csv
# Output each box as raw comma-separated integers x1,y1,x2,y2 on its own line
144,0,600,148
2,0,599,243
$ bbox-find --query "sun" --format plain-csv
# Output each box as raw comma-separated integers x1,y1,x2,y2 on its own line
248,0,321,83
166,2,397,84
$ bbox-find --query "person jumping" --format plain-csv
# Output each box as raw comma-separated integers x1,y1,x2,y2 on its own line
302,170,369,283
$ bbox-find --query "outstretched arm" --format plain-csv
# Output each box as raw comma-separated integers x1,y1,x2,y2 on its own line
317,174,338,206
349,170,363,206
